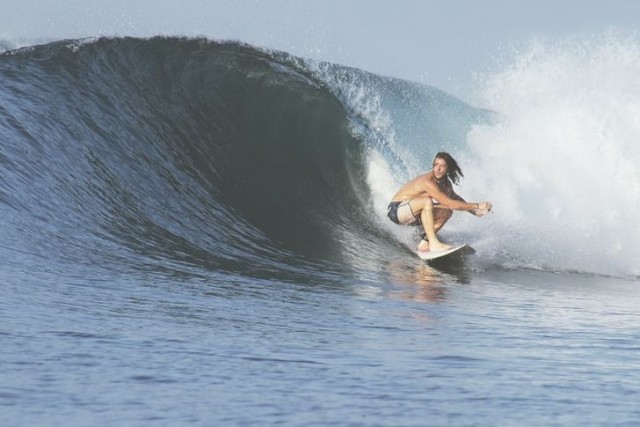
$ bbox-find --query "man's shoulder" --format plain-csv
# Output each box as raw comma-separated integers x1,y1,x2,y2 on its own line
419,171,434,181
421,171,438,185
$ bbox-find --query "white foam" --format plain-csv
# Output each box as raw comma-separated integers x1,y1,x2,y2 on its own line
459,32,640,277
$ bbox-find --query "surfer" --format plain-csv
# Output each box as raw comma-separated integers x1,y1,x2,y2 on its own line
387,152,492,253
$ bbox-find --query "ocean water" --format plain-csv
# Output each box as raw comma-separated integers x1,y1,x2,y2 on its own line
2,36,640,426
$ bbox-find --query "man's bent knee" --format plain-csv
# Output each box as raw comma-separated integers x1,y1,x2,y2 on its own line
422,197,434,210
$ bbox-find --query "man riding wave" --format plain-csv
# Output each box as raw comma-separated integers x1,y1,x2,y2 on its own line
387,152,492,253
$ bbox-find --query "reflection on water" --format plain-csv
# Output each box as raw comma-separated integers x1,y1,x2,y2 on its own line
380,251,475,303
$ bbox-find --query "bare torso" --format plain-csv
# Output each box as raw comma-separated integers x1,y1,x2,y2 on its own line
391,171,456,203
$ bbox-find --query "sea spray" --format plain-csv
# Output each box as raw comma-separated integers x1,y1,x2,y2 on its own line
460,32,640,276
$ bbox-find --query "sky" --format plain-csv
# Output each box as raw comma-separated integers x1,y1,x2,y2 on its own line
2,0,640,100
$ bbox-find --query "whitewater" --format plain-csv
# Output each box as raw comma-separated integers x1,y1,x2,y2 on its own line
2,34,640,426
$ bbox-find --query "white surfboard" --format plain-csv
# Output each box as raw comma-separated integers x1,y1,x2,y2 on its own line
415,244,468,261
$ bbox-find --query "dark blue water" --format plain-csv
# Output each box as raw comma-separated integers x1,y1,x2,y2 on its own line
2,37,639,426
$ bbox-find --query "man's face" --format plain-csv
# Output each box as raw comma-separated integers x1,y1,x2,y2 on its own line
432,157,448,180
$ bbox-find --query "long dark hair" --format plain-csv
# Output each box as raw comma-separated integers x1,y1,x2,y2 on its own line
434,152,464,185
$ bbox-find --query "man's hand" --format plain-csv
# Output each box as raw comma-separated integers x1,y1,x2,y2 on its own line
474,201,493,217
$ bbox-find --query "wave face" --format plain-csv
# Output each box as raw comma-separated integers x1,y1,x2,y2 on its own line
0,36,479,280
0,38,365,278
1,35,635,279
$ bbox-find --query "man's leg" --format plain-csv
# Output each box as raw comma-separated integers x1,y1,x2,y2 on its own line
433,207,453,233
417,209,452,251
419,199,451,252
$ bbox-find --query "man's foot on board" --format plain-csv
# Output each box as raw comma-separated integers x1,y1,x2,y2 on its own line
429,241,452,252
417,239,430,253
